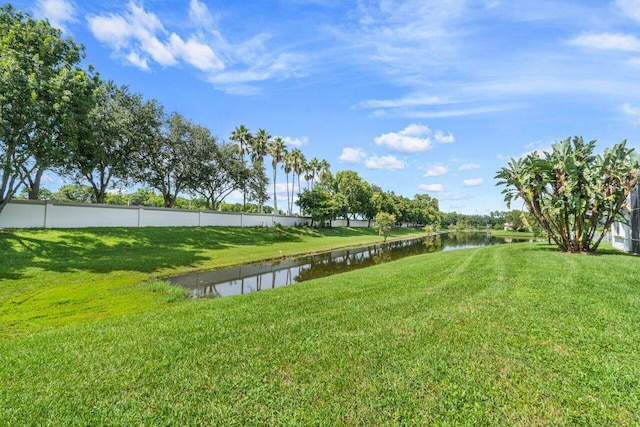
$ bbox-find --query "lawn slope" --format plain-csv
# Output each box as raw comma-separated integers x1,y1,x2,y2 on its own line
0,226,425,336
1,242,639,425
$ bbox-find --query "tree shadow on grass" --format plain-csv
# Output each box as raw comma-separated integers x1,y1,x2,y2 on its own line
0,226,324,280
0,230,205,279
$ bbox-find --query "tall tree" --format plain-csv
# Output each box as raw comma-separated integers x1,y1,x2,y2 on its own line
189,141,247,210
267,137,287,214
229,125,253,211
230,124,252,159
0,5,93,213
250,129,271,213
409,194,441,226
307,157,321,188
297,174,341,227
247,161,270,213
495,136,639,252
289,148,305,214
251,128,270,164
303,161,314,190
62,81,147,203
283,150,293,215
318,159,331,182
333,170,372,226
131,111,204,208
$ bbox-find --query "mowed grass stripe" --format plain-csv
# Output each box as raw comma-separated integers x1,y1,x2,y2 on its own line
1,241,639,425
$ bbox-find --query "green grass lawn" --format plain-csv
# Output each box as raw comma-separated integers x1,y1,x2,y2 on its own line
0,226,425,336
1,228,639,425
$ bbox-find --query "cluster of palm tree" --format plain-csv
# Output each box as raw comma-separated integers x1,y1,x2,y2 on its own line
229,125,330,215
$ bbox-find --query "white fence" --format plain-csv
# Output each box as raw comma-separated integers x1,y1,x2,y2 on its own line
0,200,312,229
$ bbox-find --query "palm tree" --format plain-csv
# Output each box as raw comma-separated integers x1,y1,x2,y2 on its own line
268,137,286,214
283,150,294,215
307,157,321,188
318,159,331,182
303,161,314,190
229,125,252,211
250,129,271,213
289,148,306,214
230,124,252,159
251,128,270,164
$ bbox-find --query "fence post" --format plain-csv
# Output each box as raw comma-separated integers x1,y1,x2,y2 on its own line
43,200,49,228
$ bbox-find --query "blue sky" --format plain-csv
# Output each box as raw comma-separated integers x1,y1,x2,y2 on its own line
15,0,640,214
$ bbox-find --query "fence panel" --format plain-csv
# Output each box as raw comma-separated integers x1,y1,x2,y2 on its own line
0,200,314,229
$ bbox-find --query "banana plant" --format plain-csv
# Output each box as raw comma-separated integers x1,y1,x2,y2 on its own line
495,136,639,253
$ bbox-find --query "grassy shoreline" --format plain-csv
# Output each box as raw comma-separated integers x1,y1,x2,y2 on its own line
1,237,639,424
0,226,426,336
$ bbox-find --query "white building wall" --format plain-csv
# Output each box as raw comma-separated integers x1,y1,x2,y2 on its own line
611,219,633,252
611,184,640,254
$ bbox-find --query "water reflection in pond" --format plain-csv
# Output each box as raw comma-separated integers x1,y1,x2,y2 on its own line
168,232,534,298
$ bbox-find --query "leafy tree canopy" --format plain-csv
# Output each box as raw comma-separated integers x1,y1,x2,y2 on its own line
0,4,93,212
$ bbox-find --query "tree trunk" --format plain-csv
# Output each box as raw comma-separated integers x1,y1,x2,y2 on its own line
273,167,278,214
286,173,291,215
27,168,45,200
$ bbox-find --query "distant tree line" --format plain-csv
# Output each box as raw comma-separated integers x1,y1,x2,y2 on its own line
297,170,441,227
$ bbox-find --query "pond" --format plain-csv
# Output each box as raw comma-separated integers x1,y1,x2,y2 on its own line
167,232,534,298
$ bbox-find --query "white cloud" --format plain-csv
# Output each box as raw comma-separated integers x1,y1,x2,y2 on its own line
419,183,444,192
434,130,455,144
206,50,306,94
568,33,640,52
88,2,174,68
88,14,132,50
360,94,446,109
462,178,484,187
339,147,366,163
87,1,305,93
622,103,640,125
189,0,214,27
33,0,77,32
283,136,309,147
125,51,149,70
458,163,480,171
347,0,466,80
146,36,178,67
365,155,406,170
374,124,432,153
617,0,640,22
168,34,224,71
424,163,448,177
